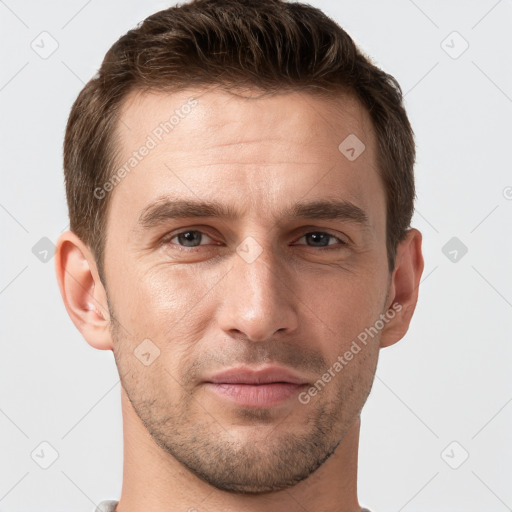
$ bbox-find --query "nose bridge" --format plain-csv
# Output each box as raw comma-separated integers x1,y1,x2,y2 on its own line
218,240,298,341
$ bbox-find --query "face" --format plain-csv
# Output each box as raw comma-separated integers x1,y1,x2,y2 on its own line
103,87,392,493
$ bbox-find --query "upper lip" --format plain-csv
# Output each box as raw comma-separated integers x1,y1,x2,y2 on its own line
204,366,308,385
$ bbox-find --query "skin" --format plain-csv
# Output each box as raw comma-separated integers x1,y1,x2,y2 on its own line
55,87,424,512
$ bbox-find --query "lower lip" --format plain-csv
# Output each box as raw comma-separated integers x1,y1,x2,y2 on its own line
204,382,307,408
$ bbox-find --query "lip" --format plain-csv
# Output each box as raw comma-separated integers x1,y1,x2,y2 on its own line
204,365,309,385
203,366,309,408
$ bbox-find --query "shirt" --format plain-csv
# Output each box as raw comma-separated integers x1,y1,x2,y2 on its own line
94,500,372,511
95,502,118,512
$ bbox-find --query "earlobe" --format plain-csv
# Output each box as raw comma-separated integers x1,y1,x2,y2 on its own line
54,230,113,351
379,228,424,349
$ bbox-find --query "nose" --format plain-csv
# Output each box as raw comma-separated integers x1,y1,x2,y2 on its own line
216,245,299,343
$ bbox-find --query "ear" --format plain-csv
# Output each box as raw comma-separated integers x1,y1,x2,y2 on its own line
380,228,424,348
54,230,113,351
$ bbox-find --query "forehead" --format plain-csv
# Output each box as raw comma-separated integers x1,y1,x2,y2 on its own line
108,87,384,232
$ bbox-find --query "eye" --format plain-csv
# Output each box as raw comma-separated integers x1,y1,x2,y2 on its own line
160,229,348,252
164,230,215,248
295,231,347,249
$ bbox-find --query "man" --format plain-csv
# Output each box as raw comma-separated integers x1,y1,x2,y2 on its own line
55,0,424,511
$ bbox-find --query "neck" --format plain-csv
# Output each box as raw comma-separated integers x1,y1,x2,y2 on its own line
116,387,363,512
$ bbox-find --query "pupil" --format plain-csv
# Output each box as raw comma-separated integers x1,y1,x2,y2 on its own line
179,231,201,247
308,233,328,247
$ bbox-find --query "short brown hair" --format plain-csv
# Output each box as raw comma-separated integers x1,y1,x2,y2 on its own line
63,0,415,283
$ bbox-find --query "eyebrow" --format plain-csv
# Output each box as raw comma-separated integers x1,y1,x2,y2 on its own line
136,196,371,231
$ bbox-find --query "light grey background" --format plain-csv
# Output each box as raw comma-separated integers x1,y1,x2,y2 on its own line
1,1,511,511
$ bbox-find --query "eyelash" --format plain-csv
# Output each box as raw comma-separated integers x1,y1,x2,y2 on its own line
161,229,348,252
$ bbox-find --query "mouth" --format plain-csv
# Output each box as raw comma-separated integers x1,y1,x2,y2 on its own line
203,365,309,408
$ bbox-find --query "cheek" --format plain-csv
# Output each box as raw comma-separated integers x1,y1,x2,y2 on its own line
296,268,386,346
111,263,220,344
